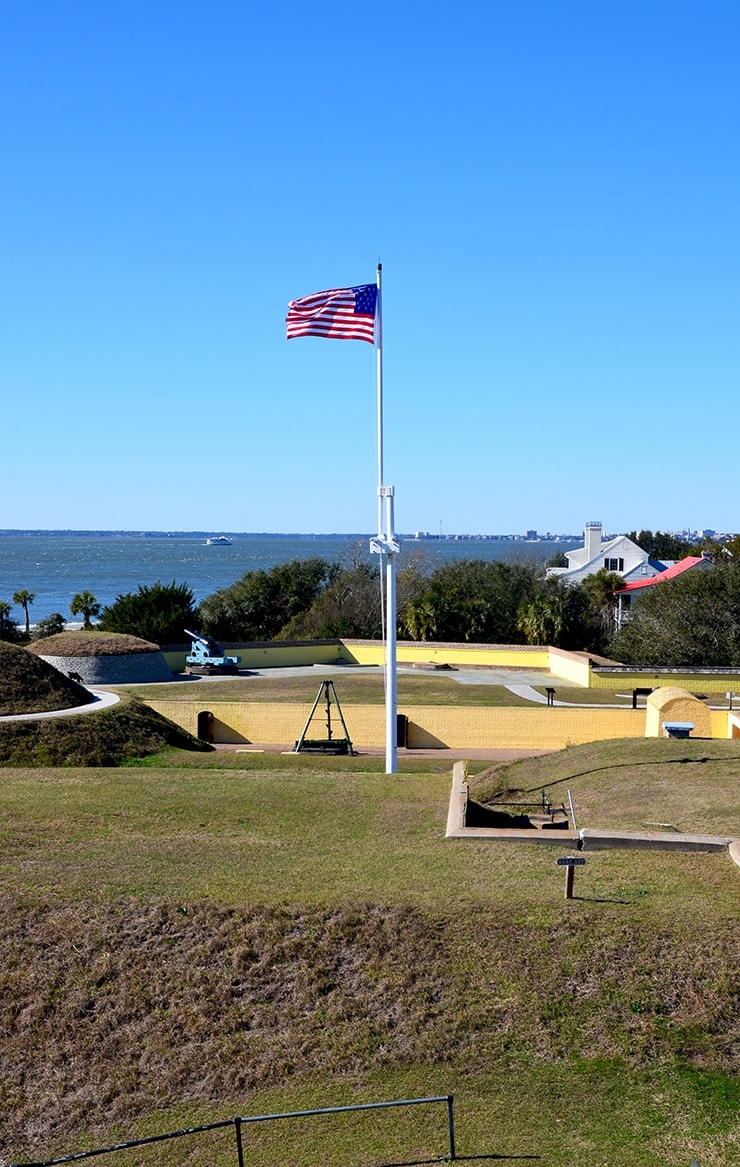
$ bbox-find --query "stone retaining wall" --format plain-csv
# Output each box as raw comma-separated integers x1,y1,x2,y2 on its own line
37,652,172,685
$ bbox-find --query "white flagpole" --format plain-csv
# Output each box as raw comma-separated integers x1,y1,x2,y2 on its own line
376,266,384,542
369,262,399,775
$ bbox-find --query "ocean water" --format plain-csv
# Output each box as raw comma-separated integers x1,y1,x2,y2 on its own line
0,533,578,623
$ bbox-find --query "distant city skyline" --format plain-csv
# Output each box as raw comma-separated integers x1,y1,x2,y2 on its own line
2,4,739,534
0,525,733,541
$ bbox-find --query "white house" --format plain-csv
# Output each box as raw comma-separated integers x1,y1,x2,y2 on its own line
547,522,666,585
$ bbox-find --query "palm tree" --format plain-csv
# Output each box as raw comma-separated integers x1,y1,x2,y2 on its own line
403,597,437,641
517,594,564,646
70,590,101,631
582,568,624,635
0,599,14,639
12,589,35,636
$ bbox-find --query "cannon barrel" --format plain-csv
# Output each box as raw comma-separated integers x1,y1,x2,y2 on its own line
184,628,209,644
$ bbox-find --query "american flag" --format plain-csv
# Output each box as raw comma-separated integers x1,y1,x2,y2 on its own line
286,284,377,343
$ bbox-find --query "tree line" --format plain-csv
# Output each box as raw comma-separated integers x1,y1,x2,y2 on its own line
3,534,740,666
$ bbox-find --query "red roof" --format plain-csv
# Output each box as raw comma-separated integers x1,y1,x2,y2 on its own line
616,556,707,594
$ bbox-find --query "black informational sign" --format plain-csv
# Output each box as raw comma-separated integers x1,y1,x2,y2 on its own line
556,856,586,867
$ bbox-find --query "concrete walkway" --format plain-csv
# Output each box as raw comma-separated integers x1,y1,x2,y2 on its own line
0,690,120,722
504,682,633,708
506,683,550,703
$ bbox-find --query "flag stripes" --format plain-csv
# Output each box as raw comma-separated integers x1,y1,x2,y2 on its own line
286,284,377,343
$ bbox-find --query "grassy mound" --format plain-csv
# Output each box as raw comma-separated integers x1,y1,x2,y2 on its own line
0,760,738,1165
0,696,210,766
2,896,737,1159
28,631,161,656
0,641,93,716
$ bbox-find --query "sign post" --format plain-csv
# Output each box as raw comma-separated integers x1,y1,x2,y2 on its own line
556,855,586,900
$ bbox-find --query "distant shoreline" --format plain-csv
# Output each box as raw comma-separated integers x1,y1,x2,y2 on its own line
0,530,580,542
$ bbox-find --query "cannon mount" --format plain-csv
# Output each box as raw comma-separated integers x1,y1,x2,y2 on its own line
184,629,240,676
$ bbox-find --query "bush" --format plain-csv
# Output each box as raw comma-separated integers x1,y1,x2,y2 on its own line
613,561,740,666
403,560,537,643
99,581,197,645
199,559,336,641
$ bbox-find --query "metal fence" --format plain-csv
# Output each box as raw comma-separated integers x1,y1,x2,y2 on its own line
11,1094,457,1167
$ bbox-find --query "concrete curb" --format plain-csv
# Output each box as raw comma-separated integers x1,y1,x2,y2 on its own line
446,762,579,847
580,828,734,852
446,765,739,858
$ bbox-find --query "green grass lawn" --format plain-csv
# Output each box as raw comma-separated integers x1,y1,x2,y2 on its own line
121,672,705,709
532,684,640,705
119,672,538,706
1,744,738,1167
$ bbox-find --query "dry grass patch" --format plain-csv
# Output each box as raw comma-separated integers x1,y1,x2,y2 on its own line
2,895,737,1164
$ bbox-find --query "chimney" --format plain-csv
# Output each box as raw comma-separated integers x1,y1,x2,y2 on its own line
584,521,602,563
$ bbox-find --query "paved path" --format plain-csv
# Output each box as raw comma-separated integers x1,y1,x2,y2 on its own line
504,682,632,708
506,683,550,703
0,690,120,722
213,742,552,761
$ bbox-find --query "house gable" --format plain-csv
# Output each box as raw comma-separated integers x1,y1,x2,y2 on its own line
551,524,656,584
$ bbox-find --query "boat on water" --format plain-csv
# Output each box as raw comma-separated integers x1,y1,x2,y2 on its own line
205,535,233,546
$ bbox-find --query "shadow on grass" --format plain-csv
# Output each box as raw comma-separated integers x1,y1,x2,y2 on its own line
571,895,633,905
517,753,739,795
378,1157,540,1166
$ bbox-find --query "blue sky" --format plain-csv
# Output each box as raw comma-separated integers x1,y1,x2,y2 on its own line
2,1,738,536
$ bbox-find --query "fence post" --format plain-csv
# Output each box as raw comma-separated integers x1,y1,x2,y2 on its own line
234,1117,245,1167
446,1094,456,1160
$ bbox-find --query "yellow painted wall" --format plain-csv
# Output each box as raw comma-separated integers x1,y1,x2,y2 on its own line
547,649,593,686
161,639,740,713
404,705,643,750
644,688,713,738
164,641,552,674
342,641,551,670
714,710,731,738
146,698,644,751
590,668,740,693
147,699,382,747
163,642,350,673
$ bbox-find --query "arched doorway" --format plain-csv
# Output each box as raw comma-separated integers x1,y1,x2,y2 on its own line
197,710,214,743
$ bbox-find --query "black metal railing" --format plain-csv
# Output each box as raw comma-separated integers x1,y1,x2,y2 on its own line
11,1093,456,1167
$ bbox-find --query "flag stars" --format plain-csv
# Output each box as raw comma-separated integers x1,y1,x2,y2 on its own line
353,285,377,316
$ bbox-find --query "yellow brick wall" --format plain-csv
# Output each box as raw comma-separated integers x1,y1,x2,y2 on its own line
403,705,643,750
165,641,553,674
590,669,740,693
146,698,644,751
644,688,713,738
